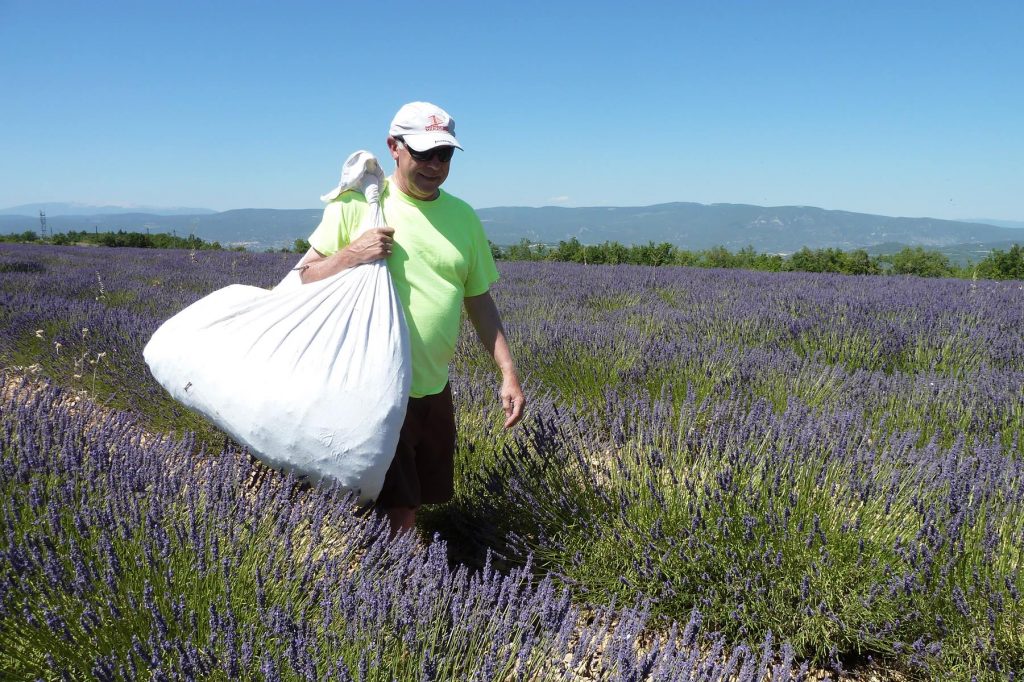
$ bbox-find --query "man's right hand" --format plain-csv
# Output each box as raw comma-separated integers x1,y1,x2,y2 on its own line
298,227,395,284
342,227,395,265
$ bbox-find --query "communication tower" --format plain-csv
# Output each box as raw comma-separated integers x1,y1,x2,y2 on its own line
39,210,48,238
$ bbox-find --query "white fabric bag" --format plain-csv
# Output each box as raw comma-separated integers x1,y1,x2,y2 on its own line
144,151,410,503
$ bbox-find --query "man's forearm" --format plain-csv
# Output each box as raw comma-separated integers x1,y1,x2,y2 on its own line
464,292,517,375
299,228,395,283
298,248,360,284
465,290,525,427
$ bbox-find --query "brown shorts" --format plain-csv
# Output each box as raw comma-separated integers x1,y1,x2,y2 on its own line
375,383,456,509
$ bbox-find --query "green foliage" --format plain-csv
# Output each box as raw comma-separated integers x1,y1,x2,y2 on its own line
838,248,881,275
975,244,1024,280
784,247,882,275
500,238,538,261
494,239,1024,281
885,247,955,278
0,230,39,243
293,237,311,253
495,239,867,275
786,246,842,273
45,230,224,250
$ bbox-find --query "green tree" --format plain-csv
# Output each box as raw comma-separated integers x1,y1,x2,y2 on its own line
672,249,700,267
504,238,536,261
703,245,735,269
786,247,846,273
890,247,953,278
839,249,881,275
553,237,585,263
605,241,630,265
976,244,1024,280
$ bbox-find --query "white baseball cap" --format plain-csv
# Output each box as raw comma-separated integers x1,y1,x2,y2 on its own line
389,101,463,152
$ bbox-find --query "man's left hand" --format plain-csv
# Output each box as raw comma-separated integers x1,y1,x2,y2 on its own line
500,376,526,428
463,290,525,429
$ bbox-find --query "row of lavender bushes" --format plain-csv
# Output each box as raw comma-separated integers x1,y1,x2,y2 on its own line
447,263,1024,677
0,244,803,680
2,378,804,680
2,242,1023,678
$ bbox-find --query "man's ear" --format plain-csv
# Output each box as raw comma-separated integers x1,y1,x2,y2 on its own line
386,136,401,162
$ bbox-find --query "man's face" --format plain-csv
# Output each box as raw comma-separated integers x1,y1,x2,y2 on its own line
388,136,452,201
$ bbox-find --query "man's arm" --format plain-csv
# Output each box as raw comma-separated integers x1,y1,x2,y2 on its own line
298,227,395,284
463,291,525,428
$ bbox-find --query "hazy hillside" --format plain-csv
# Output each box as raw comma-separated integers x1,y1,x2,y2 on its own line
476,203,1019,252
0,209,323,250
0,202,216,217
2,201,1021,253
963,218,1024,230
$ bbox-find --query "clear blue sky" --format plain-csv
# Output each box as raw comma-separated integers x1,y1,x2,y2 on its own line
1,0,1022,220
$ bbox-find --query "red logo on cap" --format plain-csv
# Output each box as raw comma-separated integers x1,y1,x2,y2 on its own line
424,114,449,132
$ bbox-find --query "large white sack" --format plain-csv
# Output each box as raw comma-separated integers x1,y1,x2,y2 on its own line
144,151,410,503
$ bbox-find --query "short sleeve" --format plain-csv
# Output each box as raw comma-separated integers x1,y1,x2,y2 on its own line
463,212,499,297
307,196,365,256
307,201,344,256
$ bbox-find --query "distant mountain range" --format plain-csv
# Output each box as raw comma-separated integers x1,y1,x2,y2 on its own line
476,203,1023,253
961,218,1024,230
0,207,322,250
1,201,1021,255
1,202,217,217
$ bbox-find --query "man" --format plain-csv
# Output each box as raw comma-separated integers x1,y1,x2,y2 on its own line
297,101,525,532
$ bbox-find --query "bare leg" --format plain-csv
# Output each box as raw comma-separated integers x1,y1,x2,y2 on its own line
385,506,416,534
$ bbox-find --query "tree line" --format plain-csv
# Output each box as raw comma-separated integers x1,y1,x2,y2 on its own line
4,229,1022,280
492,238,1024,281
1,229,229,250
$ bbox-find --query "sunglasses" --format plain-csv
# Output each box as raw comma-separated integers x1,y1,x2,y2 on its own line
398,138,455,163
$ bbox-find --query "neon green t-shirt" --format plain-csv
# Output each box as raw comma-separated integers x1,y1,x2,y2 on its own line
307,178,499,398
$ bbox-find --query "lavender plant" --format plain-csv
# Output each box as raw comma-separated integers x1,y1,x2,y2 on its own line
470,390,1023,674
0,244,296,446
1,377,802,680
450,262,1024,676
3,243,1024,678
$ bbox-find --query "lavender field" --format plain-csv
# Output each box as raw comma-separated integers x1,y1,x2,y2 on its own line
2,242,1023,680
